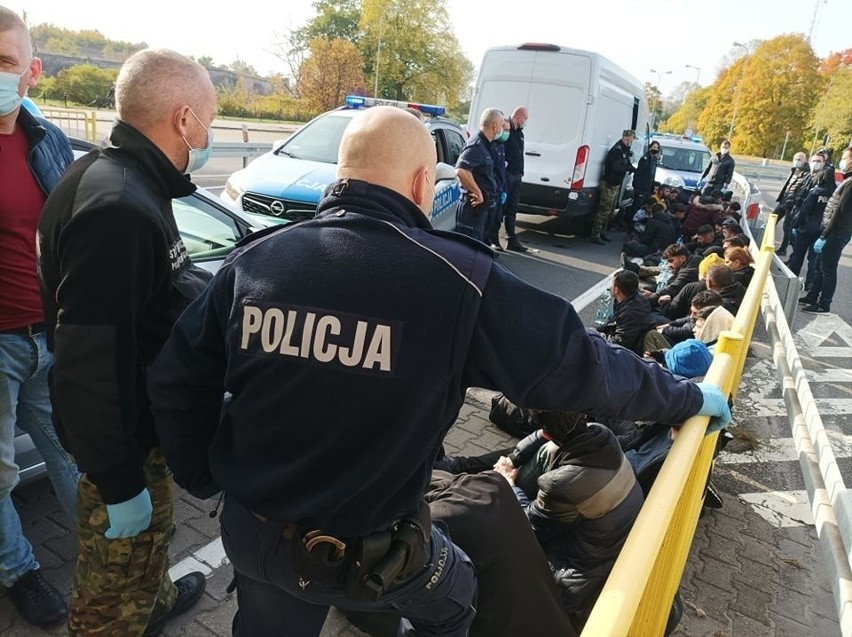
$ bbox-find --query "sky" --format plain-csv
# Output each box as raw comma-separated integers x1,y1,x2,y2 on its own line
17,0,850,97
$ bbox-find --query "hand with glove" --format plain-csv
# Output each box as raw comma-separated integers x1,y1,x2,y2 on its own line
696,382,732,433
813,237,826,254
500,192,507,205
105,488,153,539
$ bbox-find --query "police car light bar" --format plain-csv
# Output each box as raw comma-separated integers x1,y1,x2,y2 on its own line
344,95,446,117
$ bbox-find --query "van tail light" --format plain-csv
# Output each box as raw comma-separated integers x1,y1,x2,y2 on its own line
572,145,589,189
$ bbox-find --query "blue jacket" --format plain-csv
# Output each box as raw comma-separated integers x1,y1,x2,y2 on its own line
18,107,74,194
149,179,703,537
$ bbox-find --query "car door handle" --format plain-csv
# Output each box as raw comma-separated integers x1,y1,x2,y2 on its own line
525,151,541,157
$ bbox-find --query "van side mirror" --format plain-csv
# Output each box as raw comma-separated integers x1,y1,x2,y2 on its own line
435,162,456,182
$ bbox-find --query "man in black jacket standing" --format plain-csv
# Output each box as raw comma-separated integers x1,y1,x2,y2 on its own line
631,139,660,213
591,130,636,245
37,48,211,636
146,105,731,636
776,151,810,255
502,106,529,252
700,140,735,195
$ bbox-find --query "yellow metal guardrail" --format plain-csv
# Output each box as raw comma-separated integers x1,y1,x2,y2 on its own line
581,215,778,636
40,108,98,143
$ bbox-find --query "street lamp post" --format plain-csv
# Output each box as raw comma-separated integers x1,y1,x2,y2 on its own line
728,42,750,140
685,64,701,85
649,68,672,88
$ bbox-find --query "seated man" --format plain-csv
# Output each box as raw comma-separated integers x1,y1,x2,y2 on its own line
684,224,723,257
622,203,678,258
598,271,658,356
492,410,643,629
652,290,724,348
660,264,745,320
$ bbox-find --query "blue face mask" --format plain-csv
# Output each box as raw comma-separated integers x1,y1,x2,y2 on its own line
182,108,214,174
0,68,27,117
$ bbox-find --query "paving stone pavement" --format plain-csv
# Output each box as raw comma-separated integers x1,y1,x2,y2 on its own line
1,389,839,636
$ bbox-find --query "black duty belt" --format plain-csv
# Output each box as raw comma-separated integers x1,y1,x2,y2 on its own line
0,322,45,337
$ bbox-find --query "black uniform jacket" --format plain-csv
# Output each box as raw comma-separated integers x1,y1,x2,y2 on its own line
148,179,703,537
38,121,212,503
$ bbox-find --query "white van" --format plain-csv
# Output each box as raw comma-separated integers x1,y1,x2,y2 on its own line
467,43,649,220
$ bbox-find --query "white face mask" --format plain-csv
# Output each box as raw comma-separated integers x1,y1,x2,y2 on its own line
720,147,730,155
841,158,850,172
794,159,804,169
811,161,824,172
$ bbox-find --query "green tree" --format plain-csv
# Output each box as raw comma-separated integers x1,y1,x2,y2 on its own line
359,0,472,107
645,82,663,129
53,64,118,106
297,38,365,112
699,34,823,156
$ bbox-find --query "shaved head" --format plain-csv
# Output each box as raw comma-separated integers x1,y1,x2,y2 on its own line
116,48,215,132
337,106,437,215
114,48,216,171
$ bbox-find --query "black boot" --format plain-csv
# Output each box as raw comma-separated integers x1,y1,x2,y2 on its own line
7,568,68,628
143,572,207,637
506,237,528,252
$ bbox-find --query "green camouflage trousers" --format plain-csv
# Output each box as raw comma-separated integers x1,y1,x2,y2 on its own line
68,448,177,636
591,183,620,238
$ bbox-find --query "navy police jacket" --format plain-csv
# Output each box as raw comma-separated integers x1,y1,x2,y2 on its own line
149,178,703,537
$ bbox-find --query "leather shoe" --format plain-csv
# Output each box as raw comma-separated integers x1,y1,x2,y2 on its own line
506,238,528,252
589,237,606,245
7,568,68,628
801,304,830,314
143,572,207,637
798,295,817,305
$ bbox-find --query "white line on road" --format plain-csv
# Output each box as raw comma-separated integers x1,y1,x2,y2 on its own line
169,536,229,581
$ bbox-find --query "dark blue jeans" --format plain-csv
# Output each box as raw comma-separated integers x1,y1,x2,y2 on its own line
808,232,852,310
220,497,477,637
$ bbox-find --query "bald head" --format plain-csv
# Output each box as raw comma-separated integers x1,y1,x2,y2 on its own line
338,106,437,216
511,106,528,128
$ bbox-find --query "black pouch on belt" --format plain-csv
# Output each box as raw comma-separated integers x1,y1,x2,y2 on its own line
344,502,431,602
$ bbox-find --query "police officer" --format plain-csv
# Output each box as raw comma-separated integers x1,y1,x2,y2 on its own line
455,107,503,242
485,119,509,250
147,105,732,637
592,129,636,245
503,105,529,252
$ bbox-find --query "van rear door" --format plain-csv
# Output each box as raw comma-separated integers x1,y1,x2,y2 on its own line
520,51,591,212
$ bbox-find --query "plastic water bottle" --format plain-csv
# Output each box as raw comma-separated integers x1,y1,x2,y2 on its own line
656,259,672,293
594,288,613,327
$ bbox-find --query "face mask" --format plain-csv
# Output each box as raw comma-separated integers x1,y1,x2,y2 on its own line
182,108,214,174
794,159,804,169
496,131,509,143
811,161,823,172
720,147,729,155
650,148,660,155
841,158,849,172
0,68,26,117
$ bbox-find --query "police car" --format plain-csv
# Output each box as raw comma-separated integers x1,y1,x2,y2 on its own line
650,133,713,191
221,96,465,231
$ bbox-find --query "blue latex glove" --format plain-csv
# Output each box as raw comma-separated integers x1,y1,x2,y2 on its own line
790,228,798,241
500,192,507,205
813,237,826,254
105,488,153,539
696,382,732,433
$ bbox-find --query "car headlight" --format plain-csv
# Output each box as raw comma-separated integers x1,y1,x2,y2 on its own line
223,179,244,202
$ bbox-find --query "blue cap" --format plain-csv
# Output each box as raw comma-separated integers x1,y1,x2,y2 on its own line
665,339,712,378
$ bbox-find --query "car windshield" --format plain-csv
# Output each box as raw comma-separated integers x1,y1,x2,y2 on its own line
657,146,711,174
278,113,353,163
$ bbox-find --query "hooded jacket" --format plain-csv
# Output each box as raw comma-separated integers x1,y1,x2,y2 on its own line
512,424,643,613
606,293,657,355
680,198,724,240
